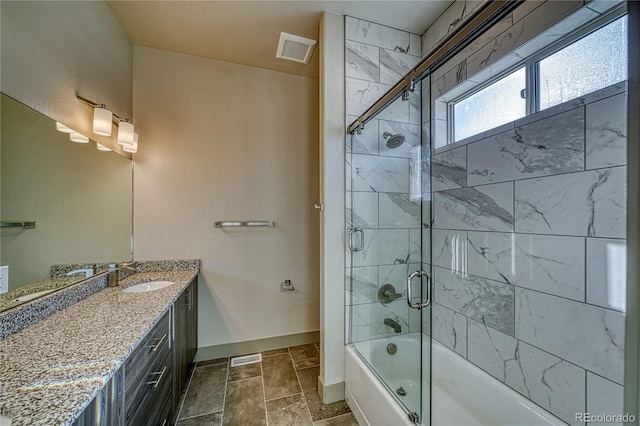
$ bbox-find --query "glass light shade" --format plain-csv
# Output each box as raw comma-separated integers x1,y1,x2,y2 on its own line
96,143,111,152
70,132,89,143
123,133,138,153
93,107,113,136
55,122,74,133
117,121,135,146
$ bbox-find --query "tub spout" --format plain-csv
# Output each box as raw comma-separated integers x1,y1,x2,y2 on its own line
384,317,402,333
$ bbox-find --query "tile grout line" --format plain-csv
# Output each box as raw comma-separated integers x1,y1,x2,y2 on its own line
290,346,316,424
220,361,230,425
260,360,269,426
174,364,196,424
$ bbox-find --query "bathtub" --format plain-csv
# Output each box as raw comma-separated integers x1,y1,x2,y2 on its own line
345,333,565,426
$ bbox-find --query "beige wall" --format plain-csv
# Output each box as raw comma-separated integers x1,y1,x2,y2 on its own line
0,1,132,153
1,95,133,289
133,46,320,348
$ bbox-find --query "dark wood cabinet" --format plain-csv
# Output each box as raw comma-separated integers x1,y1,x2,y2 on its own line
173,278,198,414
72,370,124,426
73,277,198,426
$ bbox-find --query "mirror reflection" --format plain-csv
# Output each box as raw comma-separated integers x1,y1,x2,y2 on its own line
0,93,133,311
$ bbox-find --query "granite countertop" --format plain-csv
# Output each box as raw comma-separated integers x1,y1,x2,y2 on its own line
0,276,82,312
0,268,199,426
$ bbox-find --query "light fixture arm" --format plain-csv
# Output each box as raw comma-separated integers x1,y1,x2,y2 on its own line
76,94,130,124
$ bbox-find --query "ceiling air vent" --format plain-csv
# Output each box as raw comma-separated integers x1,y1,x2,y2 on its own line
276,32,317,64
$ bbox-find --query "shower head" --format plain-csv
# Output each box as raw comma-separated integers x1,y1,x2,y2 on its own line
383,132,405,149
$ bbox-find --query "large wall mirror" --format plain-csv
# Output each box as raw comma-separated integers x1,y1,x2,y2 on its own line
0,93,133,311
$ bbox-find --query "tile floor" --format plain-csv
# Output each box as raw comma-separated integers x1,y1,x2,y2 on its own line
175,342,359,425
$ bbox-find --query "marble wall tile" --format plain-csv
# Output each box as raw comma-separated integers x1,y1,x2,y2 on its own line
432,145,467,191
380,49,420,85
421,0,466,57
586,93,627,169
346,40,380,83
467,231,585,301
378,120,420,158
345,16,410,53
409,229,429,264
515,82,625,129
347,117,378,155
379,193,420,228
350,300,411,341
346,79,392,117
432,303,467,356
409,33,421,57
375,95,410,123
587,373,624,426
586,238,626,312
349,191,378,229
352,228,410,267
515,166,626,238
432,229,467,272
351,154,410,193
346,266,379,305
467,108,585,186
433,266,515,336
516,288,625,384
409,89,421,125
467,319,586,424
434,182,515,232
465,1,582,80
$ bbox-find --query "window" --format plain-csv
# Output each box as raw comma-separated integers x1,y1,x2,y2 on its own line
538,15,628,110
443,10,628,146
453,67,526,142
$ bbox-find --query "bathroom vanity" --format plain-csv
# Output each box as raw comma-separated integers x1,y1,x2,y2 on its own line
0,261,199,426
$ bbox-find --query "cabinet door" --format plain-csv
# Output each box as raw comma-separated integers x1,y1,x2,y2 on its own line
173,286,189,410
187,278,198,363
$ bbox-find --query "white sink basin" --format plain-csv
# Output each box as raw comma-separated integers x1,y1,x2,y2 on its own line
0,414,11,426
122,281,174,293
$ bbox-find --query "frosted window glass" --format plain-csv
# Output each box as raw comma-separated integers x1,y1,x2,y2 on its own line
539,16,627,110
453,67,526,142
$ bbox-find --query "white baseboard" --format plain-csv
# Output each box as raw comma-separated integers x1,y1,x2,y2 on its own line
318,375,345,404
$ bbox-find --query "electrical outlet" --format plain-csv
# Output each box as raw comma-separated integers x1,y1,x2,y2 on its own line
0,266,8,294
280,279,295,292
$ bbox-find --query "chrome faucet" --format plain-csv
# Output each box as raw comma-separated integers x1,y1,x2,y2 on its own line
384,317,402,334
108,262,136,287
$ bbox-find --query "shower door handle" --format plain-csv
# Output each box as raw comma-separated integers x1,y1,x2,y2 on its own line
407,270,430,309
347,228,364,252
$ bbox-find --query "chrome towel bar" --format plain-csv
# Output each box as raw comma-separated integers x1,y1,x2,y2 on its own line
1,221,36,229
214,221,275,228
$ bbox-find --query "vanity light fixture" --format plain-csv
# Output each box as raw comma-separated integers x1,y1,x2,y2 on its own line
76,94,139,152
122,133,138,153
55,122,74,133
69,132,89,143
93,107,113,136
117,120,135,146
96,143,111,152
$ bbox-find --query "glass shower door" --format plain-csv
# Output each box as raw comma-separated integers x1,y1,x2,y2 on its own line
346,78,431,424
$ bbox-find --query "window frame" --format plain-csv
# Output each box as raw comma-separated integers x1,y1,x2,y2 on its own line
445,5,628,146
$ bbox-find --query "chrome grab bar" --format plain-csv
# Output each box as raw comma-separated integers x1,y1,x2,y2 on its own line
214,221,275,228
347,228,364,252
407,270,430,309
1,221,35,229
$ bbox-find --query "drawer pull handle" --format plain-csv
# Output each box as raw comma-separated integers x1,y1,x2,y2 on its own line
147,366,167,388
148,333,167,352
161,420,167,426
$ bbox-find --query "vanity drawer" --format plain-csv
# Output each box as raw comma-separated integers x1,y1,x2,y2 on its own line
126,347,172,424
124,310,171,391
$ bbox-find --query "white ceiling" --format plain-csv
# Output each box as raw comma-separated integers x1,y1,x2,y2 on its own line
106,1,453,78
